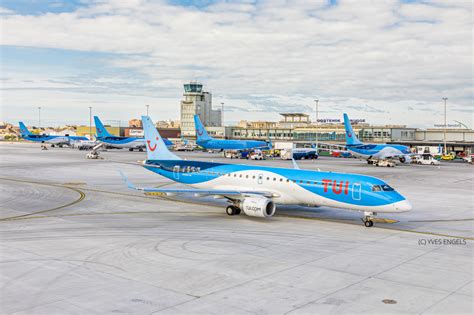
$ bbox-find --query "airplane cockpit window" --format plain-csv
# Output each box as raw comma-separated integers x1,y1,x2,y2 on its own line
381,184,394,191
372,185,382,192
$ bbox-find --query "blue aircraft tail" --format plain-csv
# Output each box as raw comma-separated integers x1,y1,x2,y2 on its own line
193,115,212,142
343,113,363,146
93,116,112,138
18,122,31,137
142,116,181,161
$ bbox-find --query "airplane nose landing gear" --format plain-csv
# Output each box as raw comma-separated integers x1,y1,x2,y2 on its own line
361,211,376,227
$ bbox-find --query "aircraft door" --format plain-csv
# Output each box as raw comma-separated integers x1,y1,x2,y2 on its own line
352,182,361,200
173,165,180,180
257,173,263,184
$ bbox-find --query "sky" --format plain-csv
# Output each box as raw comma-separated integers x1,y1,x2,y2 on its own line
0,0,472,127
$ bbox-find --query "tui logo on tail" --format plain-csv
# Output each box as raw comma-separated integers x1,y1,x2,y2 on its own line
147,137,159,151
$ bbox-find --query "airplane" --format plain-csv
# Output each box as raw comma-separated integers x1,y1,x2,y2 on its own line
94,116,173,151
120,115,412,227
343,113,413,165
19,122,88,147
193,114,270,151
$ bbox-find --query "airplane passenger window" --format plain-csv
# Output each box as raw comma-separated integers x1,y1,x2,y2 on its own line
239,174,242,178
372,185,382,192
280,178,283,182
266,177,270,180
246,175,249,178
273,178,276,181
307,181,311,184
381,184,394,191
252,176,256,179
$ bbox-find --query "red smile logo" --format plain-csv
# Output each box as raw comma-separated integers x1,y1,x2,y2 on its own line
97,128,102,133
347,132,352,138
147,137,159,151
197,129,203,136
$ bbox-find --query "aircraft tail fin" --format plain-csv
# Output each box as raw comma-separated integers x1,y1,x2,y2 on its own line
343,113,363,146
193,115,213,142
93,116,112,138
18,122,31,137
142,116,181,161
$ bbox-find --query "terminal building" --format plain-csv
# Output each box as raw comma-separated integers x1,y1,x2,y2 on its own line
180,82,222,137
223,113,474,155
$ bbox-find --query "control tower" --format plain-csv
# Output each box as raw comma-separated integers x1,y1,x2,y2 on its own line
180,82,222,137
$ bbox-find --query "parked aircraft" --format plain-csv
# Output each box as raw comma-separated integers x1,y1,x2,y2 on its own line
120,116,412,227
19,122,87,147
193,115,270,151
94,116,172,151
343,113,413,164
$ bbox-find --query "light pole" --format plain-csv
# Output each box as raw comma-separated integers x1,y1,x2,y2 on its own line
221,102,224,126
442,97,448,155
146,104,150,116
314,99,319,148
89,106,92,140
38,107,41,129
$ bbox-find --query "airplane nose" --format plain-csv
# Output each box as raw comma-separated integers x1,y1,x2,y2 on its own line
394,200,412,212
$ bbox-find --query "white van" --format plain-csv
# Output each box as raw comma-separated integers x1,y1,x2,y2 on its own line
415,154,440,165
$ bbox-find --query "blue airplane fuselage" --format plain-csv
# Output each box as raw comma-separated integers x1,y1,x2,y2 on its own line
197,139,269,151
142,159,410,212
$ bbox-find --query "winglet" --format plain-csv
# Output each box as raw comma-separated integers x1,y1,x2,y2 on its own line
118,170,140,190
291,158,300,170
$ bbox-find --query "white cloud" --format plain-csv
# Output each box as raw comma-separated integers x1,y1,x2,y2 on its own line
0,0,472,127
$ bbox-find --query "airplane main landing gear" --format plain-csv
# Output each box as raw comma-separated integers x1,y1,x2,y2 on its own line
362,211,376,228
226,205,241,216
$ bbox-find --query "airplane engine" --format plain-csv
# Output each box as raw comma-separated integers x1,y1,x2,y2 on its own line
242,197,276,218
399,155,411,164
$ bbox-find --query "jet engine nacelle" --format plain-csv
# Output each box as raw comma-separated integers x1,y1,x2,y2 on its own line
399,155,412,164
242,197,276,218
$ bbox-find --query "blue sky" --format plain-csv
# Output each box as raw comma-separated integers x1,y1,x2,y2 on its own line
1,0,472,127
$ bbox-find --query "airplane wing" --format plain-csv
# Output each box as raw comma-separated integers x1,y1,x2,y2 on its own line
119,171,276,199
